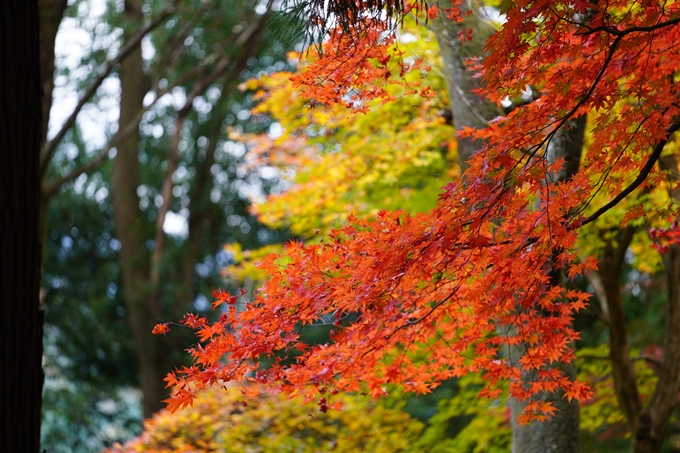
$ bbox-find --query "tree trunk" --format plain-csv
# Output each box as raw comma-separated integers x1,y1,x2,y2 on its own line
38,0,68,144
596,153,680,453
169,51,256,320
509,116,586,453
428,1,501,170
0,0,44,451
429,2,583,451
510,390,580,453
110,4,269,416
111,0,166,417
602,240,680,453
631,156,680,451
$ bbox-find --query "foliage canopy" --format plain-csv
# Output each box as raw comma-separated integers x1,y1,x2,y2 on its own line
157,0,680,428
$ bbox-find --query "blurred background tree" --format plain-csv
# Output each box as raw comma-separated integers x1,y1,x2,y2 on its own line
40,0,295,450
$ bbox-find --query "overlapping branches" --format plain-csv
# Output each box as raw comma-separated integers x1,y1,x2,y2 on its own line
160,0,680,422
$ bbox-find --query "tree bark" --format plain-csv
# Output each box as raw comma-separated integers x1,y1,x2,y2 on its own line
599,227,641,429
111,0,164,417
427,1,501,170
0,0,44,451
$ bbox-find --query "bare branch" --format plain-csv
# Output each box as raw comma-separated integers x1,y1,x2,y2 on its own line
162,0,212,67
42,111,141,198
40,31,250,198
148,13,270,304
39,2,177,176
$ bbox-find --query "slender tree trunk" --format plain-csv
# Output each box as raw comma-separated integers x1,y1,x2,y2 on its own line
0,0,44,451
169,50,256,319
595,153,680,453
599,227,641,427
631,156,680,452
111,5,269,416
111,0,166,417
600,236,680,453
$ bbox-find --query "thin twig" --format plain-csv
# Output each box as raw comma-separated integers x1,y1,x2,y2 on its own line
578,119,680,228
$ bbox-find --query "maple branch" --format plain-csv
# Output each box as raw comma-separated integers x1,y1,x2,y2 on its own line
578,119,680,228
577,16,680,37
524,33,623,168
39,2,177,177
385,286,460,341
502,87,542,115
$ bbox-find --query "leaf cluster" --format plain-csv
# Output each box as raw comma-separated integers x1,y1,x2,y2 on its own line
165,0,680,424
104,384,424,452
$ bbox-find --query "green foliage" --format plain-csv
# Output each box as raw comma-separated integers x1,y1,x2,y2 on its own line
577,345,660,436
41,168,144,453
415,374,511,453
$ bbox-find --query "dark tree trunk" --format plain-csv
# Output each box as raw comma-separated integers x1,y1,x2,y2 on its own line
630,236,680,453
38,0,68,144
596,154,680,453
0,0,44,451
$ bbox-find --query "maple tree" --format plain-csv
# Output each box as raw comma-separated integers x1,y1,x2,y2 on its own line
155,1,680,452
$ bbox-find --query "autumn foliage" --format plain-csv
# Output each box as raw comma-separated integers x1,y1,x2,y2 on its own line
155,0,680,426
104,384,422,452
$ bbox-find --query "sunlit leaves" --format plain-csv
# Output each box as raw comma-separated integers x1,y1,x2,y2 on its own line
105,385,423,453
241,21,453,237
